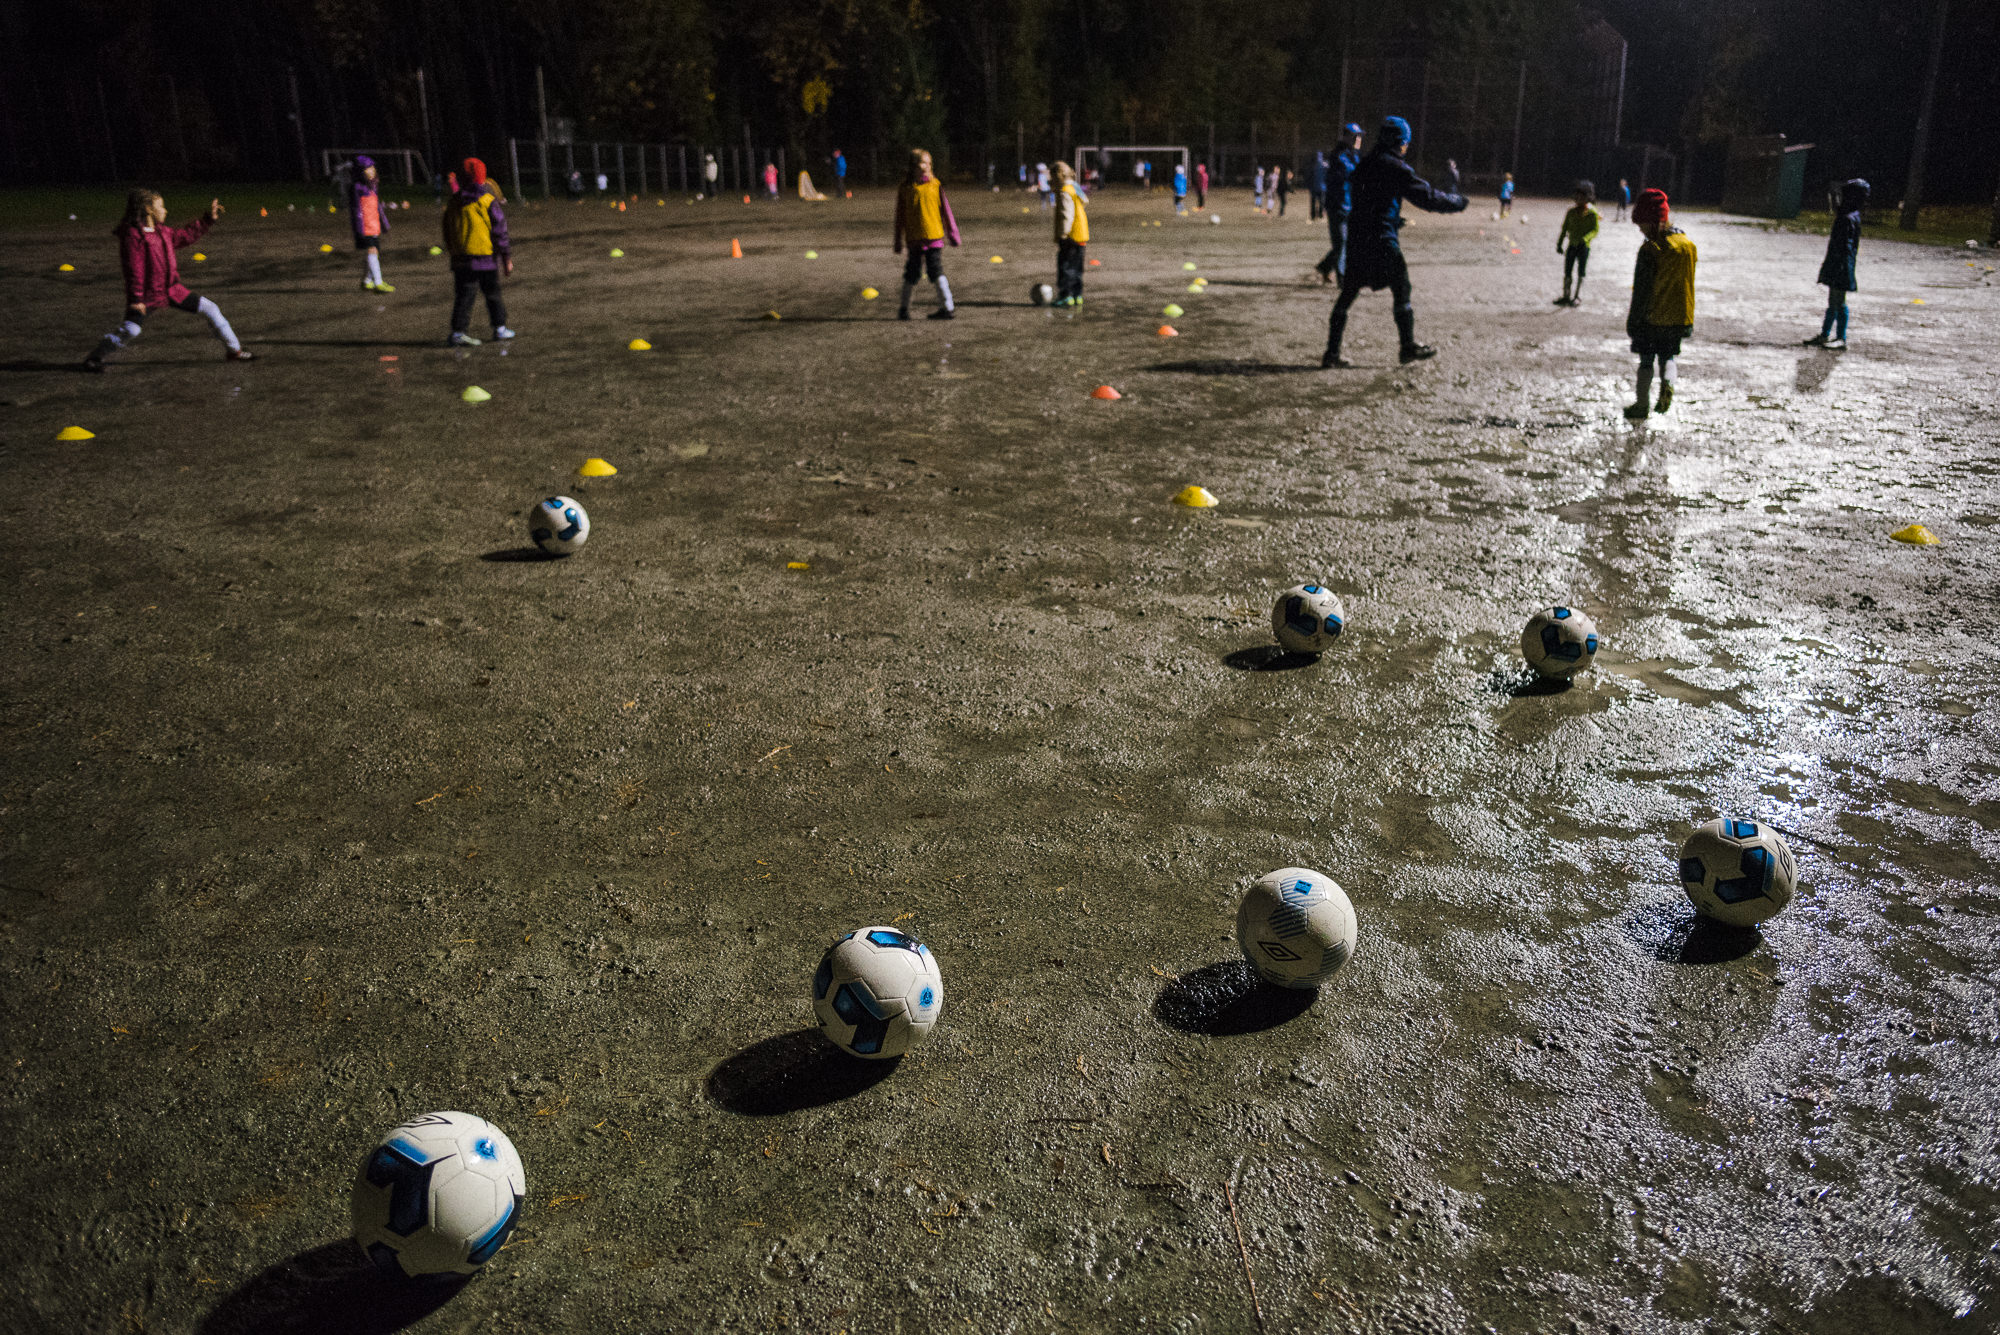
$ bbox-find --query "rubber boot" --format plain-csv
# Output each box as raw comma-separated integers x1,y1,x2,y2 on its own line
1395,306,1435,362
1322,306,1351,368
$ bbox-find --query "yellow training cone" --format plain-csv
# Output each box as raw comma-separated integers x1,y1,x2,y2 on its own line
58,263,74,272
579,457,618,477
787,561,810,570
1912,298,1926,305
428,245,442,255
460,386,492,403
56,426,95,441
805,250,819,258
193,252,206,262
610,248,625,258
627,338,652,351
1173,485,1219,508
861,287,879,300
328,206,336,213
1186,282,1204,293
1162,303,1184,317
1021,206,1031,213
1890,524,1938,545
990,255,1005,263
763,310,782,320
319,243,333,253
1182,262,1197,271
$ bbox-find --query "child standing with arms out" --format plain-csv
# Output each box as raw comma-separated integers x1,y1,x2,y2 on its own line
443,157,514,347
82,190,251,371
893,148,960,320
1624,188,1696,419
1052,161,1089,307
1555,181,1599,306
1499,172,1515,218
1805,178,1868,349
350,155,393,292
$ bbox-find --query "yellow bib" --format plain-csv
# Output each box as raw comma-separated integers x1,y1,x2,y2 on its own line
901,179,944,243
1059,183,1089,244
1647,231,1697,326
445,189,496,258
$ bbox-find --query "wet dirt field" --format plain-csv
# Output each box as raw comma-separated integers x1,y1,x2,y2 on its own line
2,184,1997,1334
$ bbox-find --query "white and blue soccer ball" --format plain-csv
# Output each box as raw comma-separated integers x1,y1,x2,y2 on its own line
352,1111,526,1279
1272,583,1345,654
1678,818,1798,927
1236,868,1358,989
813,927,944,1059
1522,605,1599,678
528,496,589,556
1030,283,1054,306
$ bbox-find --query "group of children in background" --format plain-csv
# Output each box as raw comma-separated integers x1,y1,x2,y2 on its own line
75,142,1876,421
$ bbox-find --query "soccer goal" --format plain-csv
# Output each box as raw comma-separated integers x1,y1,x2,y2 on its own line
1074,145,1191,187
320,148,431,186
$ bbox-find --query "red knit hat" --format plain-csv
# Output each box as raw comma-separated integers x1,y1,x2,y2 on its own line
1633,187,1669,227
461,157,488,186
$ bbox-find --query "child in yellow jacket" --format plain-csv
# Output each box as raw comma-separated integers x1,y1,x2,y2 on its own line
1625,188,1696,419
892,149,961,320
1555,181,1599,306
1051,161,1089,307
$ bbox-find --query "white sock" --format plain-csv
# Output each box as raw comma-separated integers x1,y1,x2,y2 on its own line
196,297,241,352
1635,358,1653,404
365,252,384,285
935,275,954,311
1660,356,1677,384
899,281,917,312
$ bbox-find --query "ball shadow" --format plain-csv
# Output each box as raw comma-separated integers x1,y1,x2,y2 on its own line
1223,645,1320,672
1627,901,1766,965
479,546,562,563
706,1027,901,1116
1488,666,1572,696
1154,959,1317,1036
197,1239,467,1335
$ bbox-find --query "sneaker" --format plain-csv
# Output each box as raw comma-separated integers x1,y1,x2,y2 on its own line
1623,401,1650,421
81,354,105,374
928,308,955,320
1824,338,1846,351
225,348,255,362
375,282,395,294
1554,295,1570,306
1655,384,1674,414
493,326,516,340
448,332,481,347
1802,333,1829,346
1399,344,1437,364
1321,350,1353,369
360,280,377,292
897,309,911,321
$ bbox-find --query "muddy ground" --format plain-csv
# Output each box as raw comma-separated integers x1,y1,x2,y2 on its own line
2,183,1997,1334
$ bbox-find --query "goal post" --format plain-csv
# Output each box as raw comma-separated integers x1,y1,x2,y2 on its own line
1073,145,1192,185
320,148,430,186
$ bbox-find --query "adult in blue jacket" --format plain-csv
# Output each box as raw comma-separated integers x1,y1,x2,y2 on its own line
1322,116,1467,368
1313,124,1364,285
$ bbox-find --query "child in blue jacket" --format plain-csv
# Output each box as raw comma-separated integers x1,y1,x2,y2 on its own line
1804,179,1868,350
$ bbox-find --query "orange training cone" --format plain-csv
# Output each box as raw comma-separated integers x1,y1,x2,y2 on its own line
730,238,743,259
1158,325,1179,337
1091,385,1122,400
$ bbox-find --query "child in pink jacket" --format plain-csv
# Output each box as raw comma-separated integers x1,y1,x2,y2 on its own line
83,189,251,371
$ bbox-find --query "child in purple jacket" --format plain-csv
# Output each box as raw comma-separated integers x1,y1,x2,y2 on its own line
351,155,393,292
442,158,514,347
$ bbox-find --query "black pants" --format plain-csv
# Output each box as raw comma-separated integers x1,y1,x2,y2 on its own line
1196,185,1206,207
1326,252,1416,356
1056,240,1085,301
1314,216,1350,279
1564,245,1590,290
1309,190,1323,220
451,267,508,334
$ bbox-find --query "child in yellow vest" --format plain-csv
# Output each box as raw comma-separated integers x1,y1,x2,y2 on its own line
892,149,961,320
1555,180,1599,306
1051,161,1089,307
1625,188,1695,419
442,157,514,347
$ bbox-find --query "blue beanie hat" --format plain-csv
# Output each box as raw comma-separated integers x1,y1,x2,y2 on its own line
1379,117,1411,148
1343,122,1363,138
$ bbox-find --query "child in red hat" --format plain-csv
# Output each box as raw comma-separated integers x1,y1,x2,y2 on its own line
1624,188,1696,419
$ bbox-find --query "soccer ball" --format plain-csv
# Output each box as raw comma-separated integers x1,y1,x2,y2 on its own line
812,927,944,1059
1678,818,1798,926
1236,868,1358,989
529,496,589,556
1209,213,1221,224
1030,283,1054,306
1272,583,1345,654
1522,605,1599,678
352,1111,526,1279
